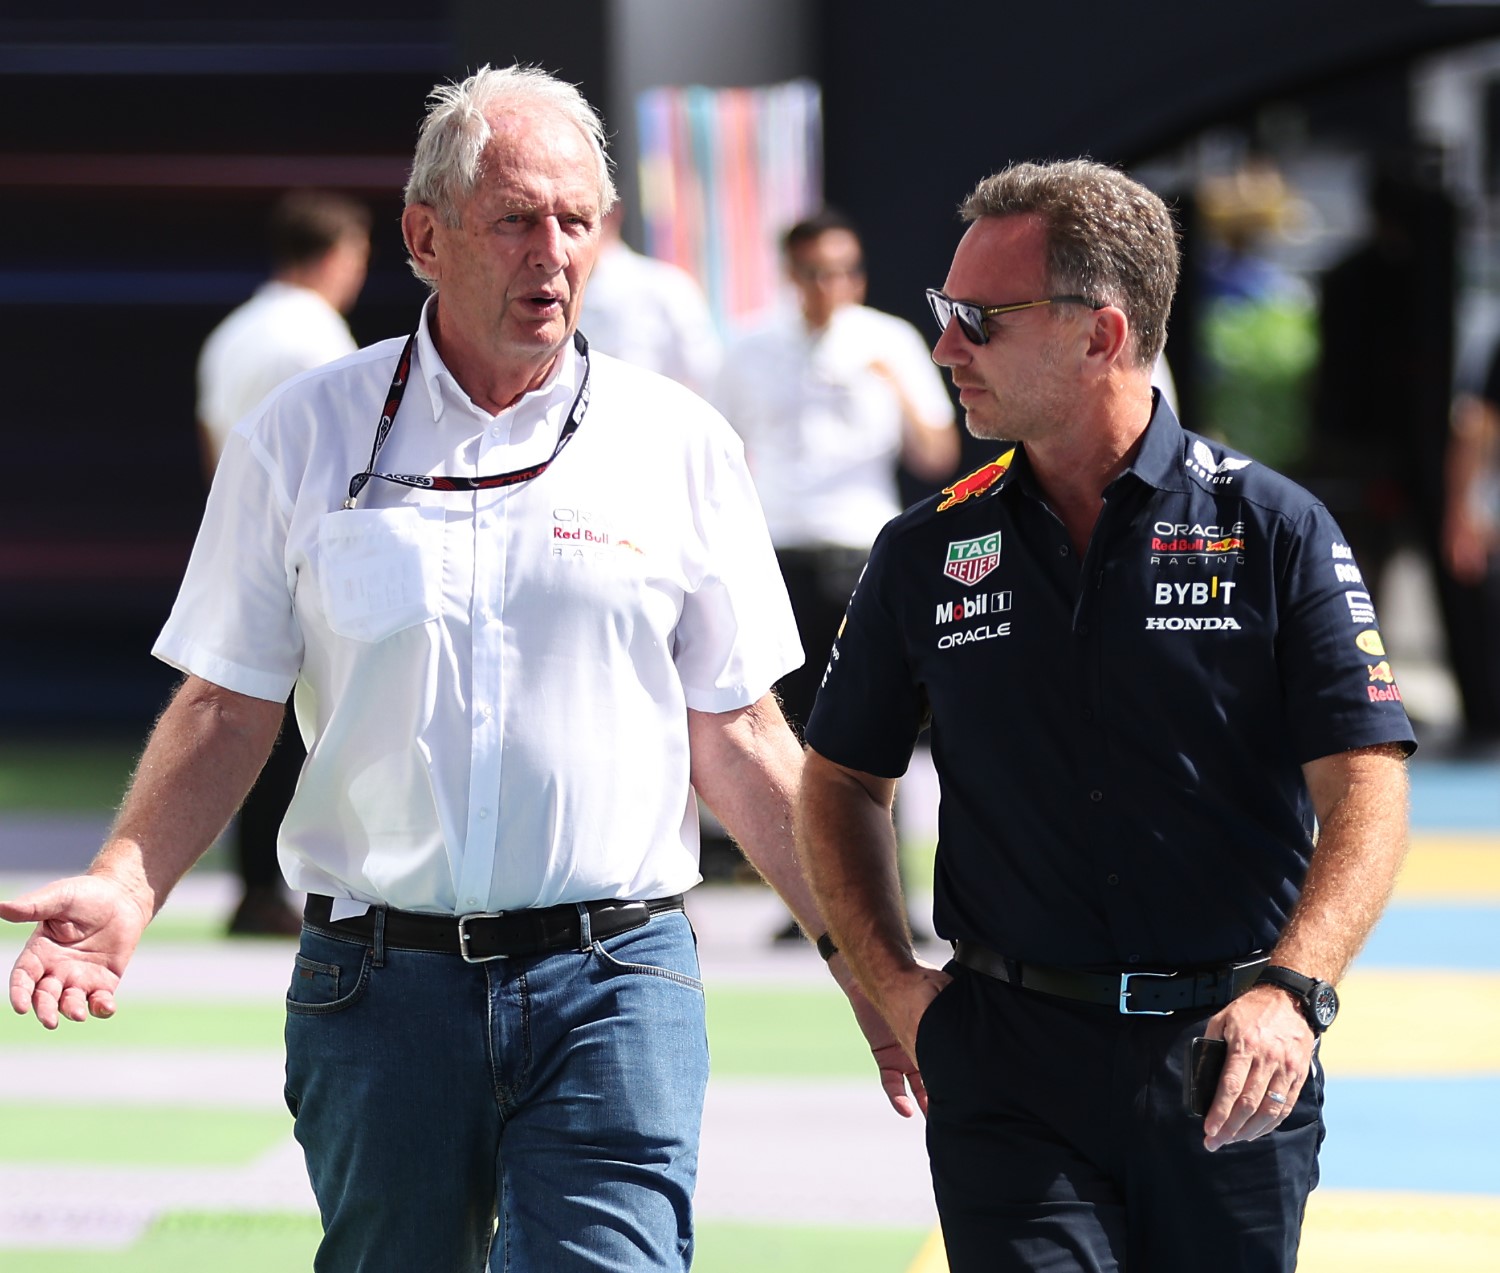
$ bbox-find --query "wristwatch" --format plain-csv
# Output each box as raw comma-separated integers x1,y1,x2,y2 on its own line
1255,965,1339,1034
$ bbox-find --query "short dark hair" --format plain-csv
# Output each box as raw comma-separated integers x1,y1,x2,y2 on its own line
782,208,862,257
960,160,1179,368
268,190,371,270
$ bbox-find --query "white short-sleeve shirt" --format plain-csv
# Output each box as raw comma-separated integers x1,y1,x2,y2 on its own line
579,241,723,395
196,281,359,462
714,303,955,549
155,302,802,915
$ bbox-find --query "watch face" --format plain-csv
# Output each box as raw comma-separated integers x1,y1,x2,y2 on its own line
1311,982,1339,1029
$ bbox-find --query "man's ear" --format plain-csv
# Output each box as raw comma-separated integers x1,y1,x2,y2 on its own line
402,204,442,282
1084,305,1131,368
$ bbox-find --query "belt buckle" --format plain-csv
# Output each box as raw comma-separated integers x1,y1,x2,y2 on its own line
1119,970,1175,1015
457,912,508,964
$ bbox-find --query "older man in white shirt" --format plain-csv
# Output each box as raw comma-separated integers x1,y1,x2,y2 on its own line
2,65,919,1273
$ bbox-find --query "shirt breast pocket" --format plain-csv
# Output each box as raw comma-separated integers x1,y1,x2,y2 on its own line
316,505,444,643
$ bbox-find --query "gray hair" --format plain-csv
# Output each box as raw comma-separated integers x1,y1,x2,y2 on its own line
960,159,1179,369
404,63,618,284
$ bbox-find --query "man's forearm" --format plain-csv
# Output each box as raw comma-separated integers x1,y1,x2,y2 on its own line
1277,746,1410,982
686,695,828,932
94,675,286,918
796,749,915,1010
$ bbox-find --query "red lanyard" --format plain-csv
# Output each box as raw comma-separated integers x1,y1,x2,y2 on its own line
344,330,591,509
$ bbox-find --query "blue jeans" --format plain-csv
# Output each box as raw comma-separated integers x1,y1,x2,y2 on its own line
283,908,709,1272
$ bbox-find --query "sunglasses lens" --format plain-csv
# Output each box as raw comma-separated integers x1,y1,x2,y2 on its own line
927,290,990,344
926,290,950,336
954,303,986,344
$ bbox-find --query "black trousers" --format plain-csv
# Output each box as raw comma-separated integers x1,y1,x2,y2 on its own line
235,701,304,890
916,965,1324,1273
773,545,868,734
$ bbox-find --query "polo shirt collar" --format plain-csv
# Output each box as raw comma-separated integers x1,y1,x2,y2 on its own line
1120,389,1194,495
997,388,1191,502
413,294,581,424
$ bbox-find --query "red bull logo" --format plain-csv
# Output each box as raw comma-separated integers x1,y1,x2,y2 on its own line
1204,537,1245,554
1367,660,1402,703
937,449,1015,511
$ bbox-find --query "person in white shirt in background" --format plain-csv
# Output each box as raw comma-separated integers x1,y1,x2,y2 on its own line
715,208,959,942
195,189,372,937
579,203,722,395
198,190,371,468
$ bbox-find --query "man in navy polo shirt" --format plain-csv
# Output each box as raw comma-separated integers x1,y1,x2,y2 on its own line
797,159,1416,1272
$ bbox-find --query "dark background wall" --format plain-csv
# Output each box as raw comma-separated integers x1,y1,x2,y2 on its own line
5,0,1500,732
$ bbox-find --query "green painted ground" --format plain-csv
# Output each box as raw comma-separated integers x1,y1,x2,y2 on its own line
0,1105,291,1166
0,741,137,813
0,985,872,1076
0,1213,928,1273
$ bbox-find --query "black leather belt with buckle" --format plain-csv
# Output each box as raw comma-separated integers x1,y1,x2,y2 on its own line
952,941,1269,1015
303,893,685,961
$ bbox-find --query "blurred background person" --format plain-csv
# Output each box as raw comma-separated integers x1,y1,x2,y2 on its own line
196,189,372,935
715,208,958,942
579,203,722,394
1312,159,1500,750
1443,353,1500,751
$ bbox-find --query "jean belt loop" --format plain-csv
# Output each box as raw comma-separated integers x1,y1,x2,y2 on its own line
576,903,593,952
371,906,387,968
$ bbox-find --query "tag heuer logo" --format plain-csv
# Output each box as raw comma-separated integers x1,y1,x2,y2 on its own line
944,533,1001,586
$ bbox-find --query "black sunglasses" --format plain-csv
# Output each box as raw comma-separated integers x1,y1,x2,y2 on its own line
925,288,1099,345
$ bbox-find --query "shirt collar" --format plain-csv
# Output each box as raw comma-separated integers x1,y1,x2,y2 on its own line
413,294,581,424
1116,389,1193,495
996,388,1190,502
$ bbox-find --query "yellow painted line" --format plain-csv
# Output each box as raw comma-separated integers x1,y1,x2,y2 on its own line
906,1225,946,1273
1322,970,1500,1075
1299,1189,1500,1272
1396,835,1500,901
908,1191,1500,1273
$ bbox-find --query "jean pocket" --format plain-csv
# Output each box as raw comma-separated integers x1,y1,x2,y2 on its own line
590,915,704,991
286,945,372,1015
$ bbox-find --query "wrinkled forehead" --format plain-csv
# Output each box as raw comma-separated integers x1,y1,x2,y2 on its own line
470,106,605,213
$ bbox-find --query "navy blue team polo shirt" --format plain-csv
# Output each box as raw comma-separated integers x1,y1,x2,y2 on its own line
805,396,1417,970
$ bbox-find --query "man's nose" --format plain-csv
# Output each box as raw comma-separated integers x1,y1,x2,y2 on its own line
931,318,968,368
530,219,567,270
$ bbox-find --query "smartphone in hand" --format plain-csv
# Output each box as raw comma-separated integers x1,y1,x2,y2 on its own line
1184,1036,1227,1117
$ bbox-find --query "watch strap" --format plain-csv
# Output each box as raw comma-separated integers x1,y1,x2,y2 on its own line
1256,964,1316,998
1255,964,1335,1032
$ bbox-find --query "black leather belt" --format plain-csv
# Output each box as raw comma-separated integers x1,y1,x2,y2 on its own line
952,941,1269,1015
303,893,685,962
